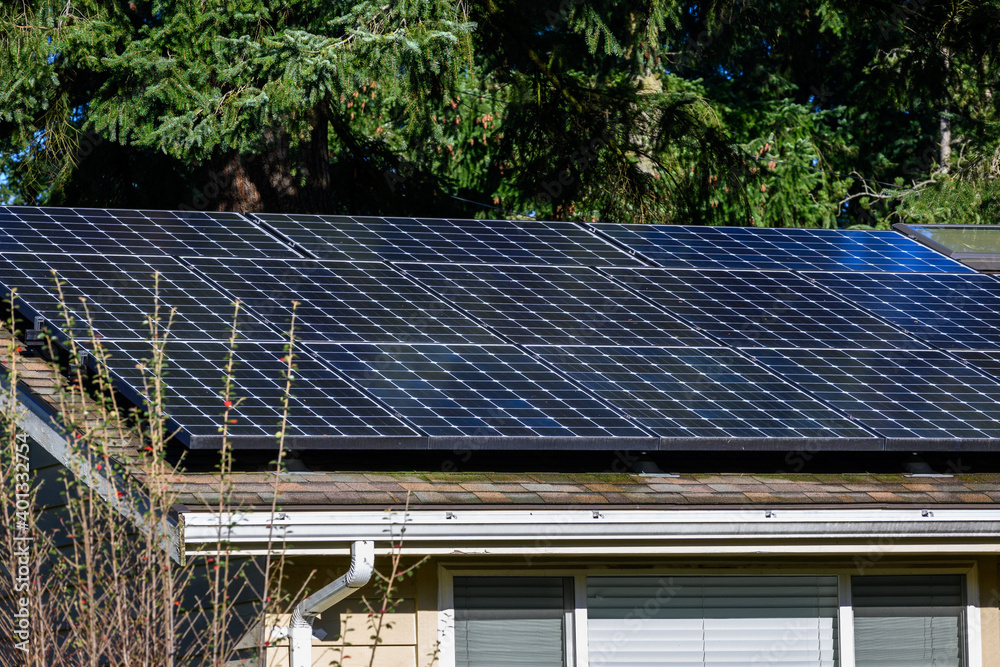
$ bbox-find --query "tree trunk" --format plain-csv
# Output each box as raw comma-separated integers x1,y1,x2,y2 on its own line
939,46,951,173
201,105,333,213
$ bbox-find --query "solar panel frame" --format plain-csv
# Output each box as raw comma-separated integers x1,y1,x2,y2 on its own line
592,223,976,273
807,271,1000,351
602,267,927,350
746,347,1000,449
0,206,300,258
0,253,280,342
528,345,880,449
184,257,503,345
87,340,424,449
306,342,657,448
252,213,646,266
398,263,714,347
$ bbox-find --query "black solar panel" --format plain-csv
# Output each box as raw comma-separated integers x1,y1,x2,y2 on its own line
0,206,298,258
950,350,1000,382
307,343,653,442
530,346,878,444
253,213,643,266
810,272,1000,351
593,224,975,273
747,348,1000,443
0,254,277,341
400,263,712,347
186,257,502,344
604,267,925,349
90,341,421,448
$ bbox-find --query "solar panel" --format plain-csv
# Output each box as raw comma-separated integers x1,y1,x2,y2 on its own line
593,223,975,273
399,263,713,347
89,341,421,447
809,272,1000,351
0,254,277,341
746,348,1000,443
253,213,643,266
0,206,298,258
604,267,926,349
186,257,502,344
950,350,1000,383
307,343,654,442
529,345,878,444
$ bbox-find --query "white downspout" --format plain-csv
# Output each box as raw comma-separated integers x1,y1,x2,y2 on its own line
286,540,375,667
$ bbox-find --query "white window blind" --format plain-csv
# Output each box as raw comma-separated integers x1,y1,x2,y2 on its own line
586,575,839,666
453,576,569,667
852,575,965,667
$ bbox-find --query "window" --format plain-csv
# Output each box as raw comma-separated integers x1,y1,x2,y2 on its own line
853,575,965,667
588,575,837,666
453,576,573,667
445,573,971,667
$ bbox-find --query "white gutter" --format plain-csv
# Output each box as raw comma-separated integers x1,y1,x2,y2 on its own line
274,540,375,667
181,508,1000,557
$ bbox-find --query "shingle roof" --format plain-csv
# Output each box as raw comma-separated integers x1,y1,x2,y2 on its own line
165,470,1000,508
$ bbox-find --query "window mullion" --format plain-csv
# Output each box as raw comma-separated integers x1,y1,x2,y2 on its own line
838,574,856,667
574,574,589,667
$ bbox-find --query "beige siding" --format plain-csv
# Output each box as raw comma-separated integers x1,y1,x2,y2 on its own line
983,557,1000,667
268,557,437,667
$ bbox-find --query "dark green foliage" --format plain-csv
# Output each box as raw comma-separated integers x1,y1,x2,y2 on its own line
2,1,998,226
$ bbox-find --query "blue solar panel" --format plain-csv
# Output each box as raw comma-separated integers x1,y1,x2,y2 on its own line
253,213,643,266
809,272,1000,351
0,206,298,258
593,224,975,273
400,263,712,347
0,254,277,342
603,267,925,349
307,343,653,441
186,257,502,344
90,341,421,447
529,346,878,443
747,348,1000,443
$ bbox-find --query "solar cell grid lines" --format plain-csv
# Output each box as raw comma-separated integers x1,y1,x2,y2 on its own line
91,341,420,446
529,346,877,441
593,223,976,273
399,263,713,347
746,348,1000,442
307,343,652,440
0,254,277,341
809,271,1000,351
185,257,502,345
603,267,925,349
950,350,1000,383
253,213,644,266
0,206,298,258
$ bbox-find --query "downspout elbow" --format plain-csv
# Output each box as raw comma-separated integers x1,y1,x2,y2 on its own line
288,540,375,667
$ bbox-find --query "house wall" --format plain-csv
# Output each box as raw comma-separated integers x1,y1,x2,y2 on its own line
267,552,1000,667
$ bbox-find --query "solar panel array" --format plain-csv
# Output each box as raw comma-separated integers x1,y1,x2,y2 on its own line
398,263,713,347
0,253,277,342
603,267,926,350
809,272,1000,351
253,213,644,266
746,348,1000,443
593,223,976,273
186,257,502,345
0,206,298,258
3,208,999,450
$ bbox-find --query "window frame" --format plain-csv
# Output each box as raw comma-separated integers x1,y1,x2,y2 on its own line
438,563,982,667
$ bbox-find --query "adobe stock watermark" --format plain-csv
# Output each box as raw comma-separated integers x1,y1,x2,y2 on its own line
10,426,32,652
